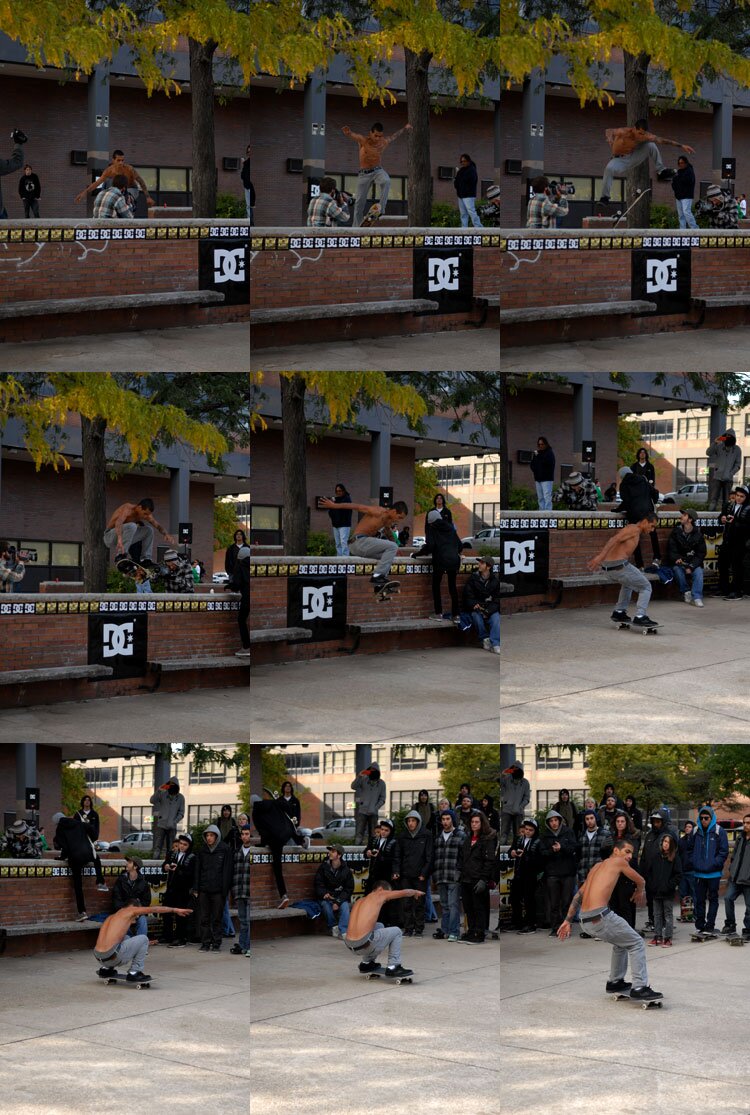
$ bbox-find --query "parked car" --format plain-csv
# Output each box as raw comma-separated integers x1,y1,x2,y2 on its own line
411,535,426,548
212,571,229,583
660,483,709,506
94,840,110,853
461,527,501,547
107,831,154,853
284,827,312,846
310,818,357,841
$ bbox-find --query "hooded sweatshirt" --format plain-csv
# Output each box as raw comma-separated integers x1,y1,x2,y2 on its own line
538,811,577,877
706,428,742,482
149,777,185,829
53,815,97,866
194,824,233,895
638,810,670,878
393,811,434,879
688,807,729,878
728,828,750,887
500,764,531,817
350,762,386,817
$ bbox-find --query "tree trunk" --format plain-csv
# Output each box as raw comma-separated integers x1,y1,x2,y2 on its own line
623,51,652,229
280,375,308,555
405,47,434,226
189,37,218,218
81,416,109,592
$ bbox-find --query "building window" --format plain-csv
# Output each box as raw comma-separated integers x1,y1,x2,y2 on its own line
323,749,356,774
285,752,321,775
638,419,674,441
677,416,710,440
189,761,228,785
250,504,281,546
536,746,587,770
187,803,242,827
391,746,443,770
474,460,500,486
86,766,118,789
390,789,441,813
134,165,192,207
122,806,152,835
436,464,471,486
122,764,150,788
323,793,355,820
676,458,709,483
473,503,500,531
536,789,589,810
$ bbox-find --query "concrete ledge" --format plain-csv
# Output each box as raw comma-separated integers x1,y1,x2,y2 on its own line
250,299,439,324
0,291,226,319
0,664,114,685
250,908,308,922
4,921,100,936
348,618,459,634
149,656,251,670
501,300,657,324
249,628,313,644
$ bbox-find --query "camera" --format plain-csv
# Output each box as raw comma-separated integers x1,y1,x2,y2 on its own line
11,128,28,146
334,189,353,207
548,180,575,196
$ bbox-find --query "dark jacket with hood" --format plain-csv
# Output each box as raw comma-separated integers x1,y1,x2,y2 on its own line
479,795,500,832
423,503,453,541
728,829,750,886
538,811,577,878
678,829,695,874
413,514,462,571
366,827,398,884
645,838,682,895
619,470,657,522
215,811,241,852
552,792,578,833
350,762,386,817
393,811,434,880
314,858,355,904
500,764,531,818
624,799,643,832
458,823,495,884
687,807,729,878
462,568,503,614
638,810,671,878
113,867,152,911
530,445,555,483
53,815,96,866
194,825,234,895
252,797,297,846
413,793,438,837
163,844,197,902
149,777,185,830
720,497,750,548
667,522,707,568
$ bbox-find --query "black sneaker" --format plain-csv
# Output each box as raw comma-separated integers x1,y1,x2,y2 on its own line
579,930,593,939
126,971,152,983
518,926,537,934
611,609,632,623
403,929,413,937
644,921,654,931
230,944,244,955
385,964,414,979
657,168,675,181
742,929,750,940
98,966,118,977
548,927,558,937
630,985,663,1000
598,195,610,204
606,979,632,993
433,929,446,939
210,943,221,951
168,941,188,948
199,943,211,952
720,924,737,935
358,960,380,973
633,614,659,627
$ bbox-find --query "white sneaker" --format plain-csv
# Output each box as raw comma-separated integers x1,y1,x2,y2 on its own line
331,926,341,938
694,598,704,608
76,912,89,922
683,591,692,603
96,884,109,892
482,638,491,650
278,895,290,909
492,645,501,654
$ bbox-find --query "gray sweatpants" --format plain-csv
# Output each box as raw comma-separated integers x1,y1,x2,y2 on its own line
94,932,149,973
586,908,649,987
345,921,402,966
103,521,155,561
353,167,391,225
603,560,652,615
602,141,665,198
349,535,398,578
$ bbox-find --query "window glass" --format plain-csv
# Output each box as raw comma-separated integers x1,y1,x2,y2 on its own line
251,506,280,530
51,542,81,566
159,167,188,192
135,166,158,190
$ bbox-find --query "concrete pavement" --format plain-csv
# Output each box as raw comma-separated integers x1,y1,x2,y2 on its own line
0,945,250,1113
500,598,750,742
0,323,249,372
501,915,748,1114
251,930,500,1115
0,686,249,743
252,329,500,371
500,327,750,373
250,646,500,742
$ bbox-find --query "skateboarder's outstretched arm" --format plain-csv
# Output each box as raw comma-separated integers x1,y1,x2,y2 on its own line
382,124,413,146
342,126,366,142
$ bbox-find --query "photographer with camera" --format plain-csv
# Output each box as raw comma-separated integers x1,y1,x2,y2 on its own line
696,183,738,229
526,175,571,229
0,540,25,593
478,184,502,227
0,128,27,218
306,176,352,226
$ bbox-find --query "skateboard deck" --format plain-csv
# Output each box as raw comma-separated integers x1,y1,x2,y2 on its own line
612,618,660,636
361,203,382,227
727,934,745,946
690,932,717,942
374,579,401,603
611,992,662,1009
678,896,694,923
596,187,652,227
362,968,413,985
115,556,160,582
97,971,154,989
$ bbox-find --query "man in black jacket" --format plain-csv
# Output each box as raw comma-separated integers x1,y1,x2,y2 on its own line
18,163,40,217
462,557,501,653
722,813,750,938
509,819,540,933
192,824,234,951
666,509,706,607
230,543,251,656
413,509,463,619
113,853,153,938
251,791,310,908
538,810,577,936
392,811,434,938
671,155,697,229
314,846,355,937
52,810,109,920
617,466,661,570
161,834,197,946
241,144,254,222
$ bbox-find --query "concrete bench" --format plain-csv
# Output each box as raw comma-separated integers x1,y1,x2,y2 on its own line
250,299,439,325
0,290,225,319
500,300,658,325
346,617,465,654
0,664,114,685
548,572,661,608
690,294,750,326
249,627,313,644
148,656,251,671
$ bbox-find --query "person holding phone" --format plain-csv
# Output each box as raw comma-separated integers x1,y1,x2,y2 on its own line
454,153,483,228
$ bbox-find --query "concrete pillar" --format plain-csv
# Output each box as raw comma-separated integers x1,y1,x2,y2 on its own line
302,69,327,224
520,69,545,225
499,745,516,771
712,91,733,186
15,743,36,819
492,99,502,184
86,62,111,217
169,461,191,555
355,746,372,773
572,377,594,472
370,426,392,499
709,404,727,441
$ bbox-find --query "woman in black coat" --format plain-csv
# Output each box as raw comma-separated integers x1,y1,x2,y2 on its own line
423,493,453,541
453,153,483,229
458,812,496,942
278,781,302,827
631,448,657,494
225,529,248,578
414,509,462,619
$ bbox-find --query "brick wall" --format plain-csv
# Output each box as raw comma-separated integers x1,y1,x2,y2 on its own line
0,747,62,839
250,849,368,910
508,393,619,492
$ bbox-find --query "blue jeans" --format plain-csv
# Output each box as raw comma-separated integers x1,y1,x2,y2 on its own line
457,196,483,228
237,897,250,950
675,197,698,229
724,880,750,930
424,880,437,920
333,526,351,555
670,563,703,601
438,881,461,937
535,480,553,511
222,897,235,936
694,876,721,931
471,609,500,648
322,899,350,933
129,915,148,938
679,871,696,902
245,188,253,223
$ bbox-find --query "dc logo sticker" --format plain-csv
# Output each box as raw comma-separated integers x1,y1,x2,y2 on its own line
310,183,320,198
302,585,334,620
645,257,677,293
214,248,246,284
102,621,135,658
504,540,536,575
427,256,460,292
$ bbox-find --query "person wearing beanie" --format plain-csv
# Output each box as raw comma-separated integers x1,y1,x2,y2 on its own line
576,810,613,937
509,818,539,934
552,789,579,834
698,182,738,229
706,427,742,509
411,509,463,621
718,484,750,599
431,809,466,941
161,832,197,947
160,549,195,594
229,541,251,658
617,464,662,572
52,810,109,920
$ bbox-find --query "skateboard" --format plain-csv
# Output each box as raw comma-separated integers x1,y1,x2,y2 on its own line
374,579,401,603
362,967,413,985
690,931,718,942
611,617,660,636
610,992,663,1010
726,934,745,946
361,202,382,227
115,556,164,583
596,187,652,227
97,971,154,989
677,896,694,923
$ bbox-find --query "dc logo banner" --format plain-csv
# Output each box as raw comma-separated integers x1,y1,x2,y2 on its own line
500,531,549,596
632,248,691,314
199,237,249,305
288,576,347,642
413,248,473,313
88,614,148,678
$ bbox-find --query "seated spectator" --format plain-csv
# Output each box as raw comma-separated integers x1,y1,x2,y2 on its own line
314,845,354,938
461,556,501,654
4,819,43,858
557,472,598,511
666,509,706,608
112,854,153,938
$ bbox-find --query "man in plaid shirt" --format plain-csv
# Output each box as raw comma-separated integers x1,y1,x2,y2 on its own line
92,174,133,219
231,824,252,957
526,176,569,229
306,176,351,226
431,809,466,942
698,184,738,229
160,549,195,593
558,471,599,511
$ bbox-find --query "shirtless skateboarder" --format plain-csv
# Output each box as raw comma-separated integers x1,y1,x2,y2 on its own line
587,513,660,628
319,496,408,588
557,839,663,1002
600,118,695,204
103,497,176,564
93,898,193,983
343,879,421,979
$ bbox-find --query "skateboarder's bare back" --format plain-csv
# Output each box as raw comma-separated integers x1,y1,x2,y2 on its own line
319,499,404,540
345,883,420,941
